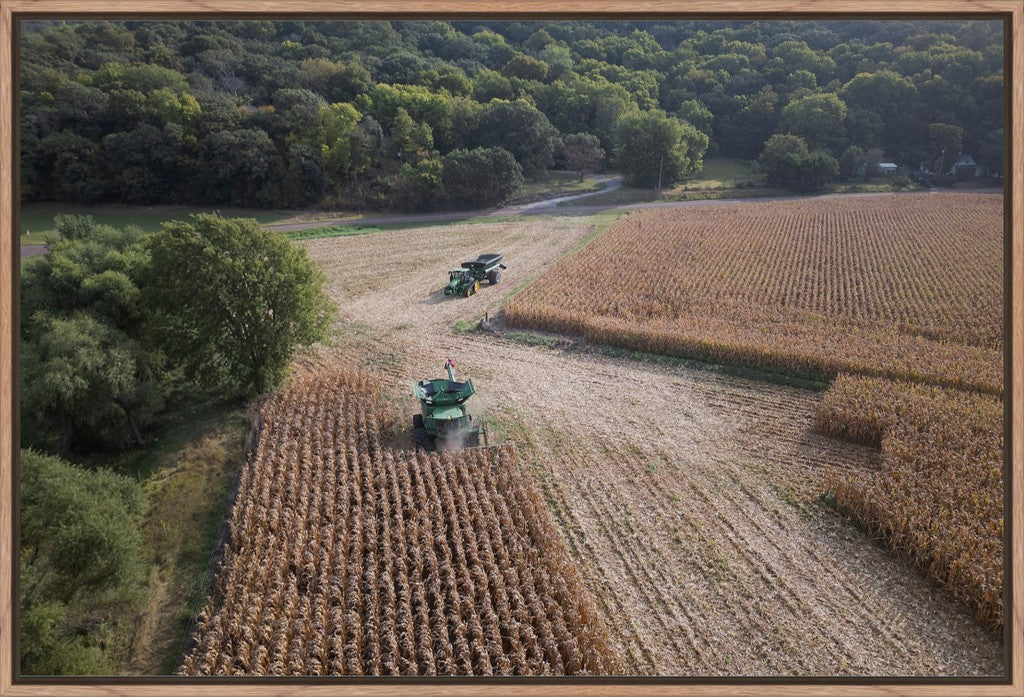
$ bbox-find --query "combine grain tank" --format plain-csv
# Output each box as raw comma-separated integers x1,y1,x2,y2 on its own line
412,358,482,451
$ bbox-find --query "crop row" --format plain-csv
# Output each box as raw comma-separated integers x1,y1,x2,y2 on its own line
504,193,1003,394
179,369,620,676
815,375,1004,631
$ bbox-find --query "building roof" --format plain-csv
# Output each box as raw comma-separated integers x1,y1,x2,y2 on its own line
879,162,898,168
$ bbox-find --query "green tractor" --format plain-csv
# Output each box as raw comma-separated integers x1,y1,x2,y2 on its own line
444,253,506,297
412,358,483,451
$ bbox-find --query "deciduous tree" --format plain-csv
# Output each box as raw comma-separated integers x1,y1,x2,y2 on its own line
147,215,336,395
758,133,838,192
780,92,848,153
441,146,523,208
612,109,709,187
20,448,145,675
562,132,605,179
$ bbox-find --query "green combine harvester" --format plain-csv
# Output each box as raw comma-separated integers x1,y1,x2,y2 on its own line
412,358,483,451
444,253,506,297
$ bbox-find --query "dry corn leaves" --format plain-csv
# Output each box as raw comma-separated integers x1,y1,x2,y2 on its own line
504,193,1005,632
816,375,1004,632
505,193,1003,394
179,369,621,676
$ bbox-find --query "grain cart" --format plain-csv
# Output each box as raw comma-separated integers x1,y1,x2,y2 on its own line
412,358,483,451
444,253,506,297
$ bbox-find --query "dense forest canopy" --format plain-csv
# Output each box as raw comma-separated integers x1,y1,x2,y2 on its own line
20,19,1004,210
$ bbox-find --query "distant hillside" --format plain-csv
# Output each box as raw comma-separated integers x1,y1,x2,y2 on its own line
19,19,1003,211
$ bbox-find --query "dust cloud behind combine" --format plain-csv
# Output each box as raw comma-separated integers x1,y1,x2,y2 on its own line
303,210,1004,676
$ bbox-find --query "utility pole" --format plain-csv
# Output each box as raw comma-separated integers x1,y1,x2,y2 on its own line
657,155,664,189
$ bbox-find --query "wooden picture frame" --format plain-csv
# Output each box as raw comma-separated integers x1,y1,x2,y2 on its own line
0,2,1021,695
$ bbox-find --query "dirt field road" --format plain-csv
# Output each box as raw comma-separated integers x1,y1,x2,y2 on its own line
302,213,1004,676
268,187,1002,234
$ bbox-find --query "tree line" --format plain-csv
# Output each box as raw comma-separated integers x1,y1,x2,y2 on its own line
20,19,1002,208
20,214,334,673
22,214,334,453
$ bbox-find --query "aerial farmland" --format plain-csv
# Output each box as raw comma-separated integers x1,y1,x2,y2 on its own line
15,18,1009,682
181,370,620,676
174,191,1005,677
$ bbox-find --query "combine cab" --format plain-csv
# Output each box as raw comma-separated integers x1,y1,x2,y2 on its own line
444,253,506,297
412,358,483,451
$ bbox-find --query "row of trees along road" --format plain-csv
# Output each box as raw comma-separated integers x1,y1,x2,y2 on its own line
20,19,1002,208
20,214,336,673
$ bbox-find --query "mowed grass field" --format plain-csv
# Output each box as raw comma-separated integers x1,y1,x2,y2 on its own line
504,192,1005,631
18,171,605,246
559,158,781,208
18,203,298,245
678,158,761,190
507,170,605,205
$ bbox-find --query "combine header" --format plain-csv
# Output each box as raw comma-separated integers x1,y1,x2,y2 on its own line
444,253,506,297
412,358,484,451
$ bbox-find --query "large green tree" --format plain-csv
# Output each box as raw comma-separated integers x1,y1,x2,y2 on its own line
928,122,965,159
838,70,917,153
315,101,362,185
715,86,780,158
21,313,165,452
441,146,523,208
146,215,336,395
612,109,708,187
501,54,549,81
199,127,278,206
534,76,634,148
471,99,560,175
20,216,170,452
758,133,838,192
759,133,810,185
20,449,145,674
838,144,867,181
780,92,848,154
785,149,840,192
562,132,605,179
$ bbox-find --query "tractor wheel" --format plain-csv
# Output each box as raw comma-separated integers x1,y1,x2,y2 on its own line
412,414,434,452
488,271,501,285
413,427,434,452
464,430,480,448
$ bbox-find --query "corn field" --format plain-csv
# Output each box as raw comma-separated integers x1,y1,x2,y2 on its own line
179,369,621,676
815,375,1004,632
503,193,1005,632
505,193,1003,394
